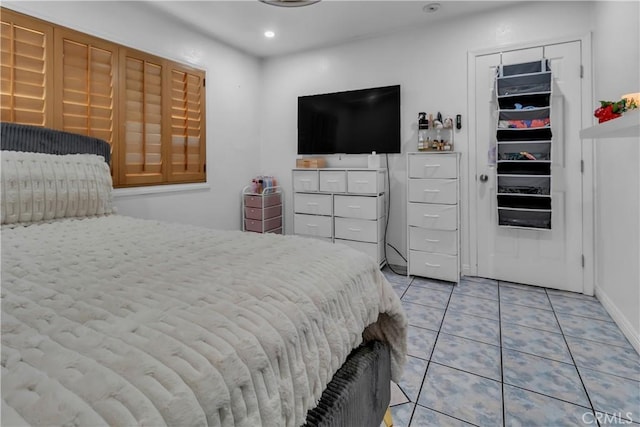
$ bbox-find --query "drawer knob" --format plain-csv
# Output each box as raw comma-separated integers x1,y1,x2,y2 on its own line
307,224,318,227
355,180,369,184
424,262,441,268
348,228,362,232
423,214,440,218
423,189,441,193
424,164,440,168
300,178,311,182
327,179,338,183
307,202,318,206
347,205,361,209
425,238,440,243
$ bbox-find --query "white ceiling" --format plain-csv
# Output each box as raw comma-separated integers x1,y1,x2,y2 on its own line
146,1,517,58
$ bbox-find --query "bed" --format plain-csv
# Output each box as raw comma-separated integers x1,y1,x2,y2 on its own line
0,123,407,427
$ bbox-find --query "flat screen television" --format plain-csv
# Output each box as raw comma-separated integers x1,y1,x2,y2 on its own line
297,85,401,155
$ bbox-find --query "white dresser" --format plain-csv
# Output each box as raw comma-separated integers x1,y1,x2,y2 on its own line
407,152,460,282
292,168,386,266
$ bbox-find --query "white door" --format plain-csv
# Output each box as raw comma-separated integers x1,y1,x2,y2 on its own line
474,41,584,292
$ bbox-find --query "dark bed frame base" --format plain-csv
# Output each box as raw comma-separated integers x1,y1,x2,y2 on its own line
304,340,391,427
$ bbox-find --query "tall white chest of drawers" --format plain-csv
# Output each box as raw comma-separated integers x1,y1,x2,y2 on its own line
292,168,386,266
407,152,461,282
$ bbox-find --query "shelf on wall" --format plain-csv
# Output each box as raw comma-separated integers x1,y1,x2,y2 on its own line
580,109,640,139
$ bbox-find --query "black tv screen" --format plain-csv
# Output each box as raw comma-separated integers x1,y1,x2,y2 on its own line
297,85,401,154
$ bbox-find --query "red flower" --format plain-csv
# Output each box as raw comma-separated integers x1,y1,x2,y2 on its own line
594,104,621,123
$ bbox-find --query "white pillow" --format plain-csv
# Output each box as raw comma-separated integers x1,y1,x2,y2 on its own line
1,151,113,224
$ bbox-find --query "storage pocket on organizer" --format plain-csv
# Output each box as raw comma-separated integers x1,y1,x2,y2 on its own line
497,176,550,196
497,72,552,96
498,209,551,229
498,107,550,129
497,195,551,210
500,60,550,76
497,161,551,176
498,93,551,110
497,127,552,142
497,142,551,161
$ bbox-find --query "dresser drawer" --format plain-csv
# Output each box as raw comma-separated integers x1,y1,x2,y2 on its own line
335,238,384,265
244,192,281,208
408,179,457,205
245,216,282,233
408,154,458,179
334,217,384,243
294,214,332,238
409,227,457,255
245,205,281,220
409,251,458,282
294,193,332,215
293,170,319,192
334,195,382,220
347,170,383,194
407,203,457,230
320,170,346,193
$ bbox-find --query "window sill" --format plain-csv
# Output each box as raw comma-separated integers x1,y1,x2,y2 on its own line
113,182,210,198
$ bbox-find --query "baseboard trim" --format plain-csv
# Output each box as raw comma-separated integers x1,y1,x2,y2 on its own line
462,263,473,277
595,284,640,355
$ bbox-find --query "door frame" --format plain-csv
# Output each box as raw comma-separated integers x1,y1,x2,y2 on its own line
466,33,594,295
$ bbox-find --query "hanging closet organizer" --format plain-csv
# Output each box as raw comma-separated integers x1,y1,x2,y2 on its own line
495,59,553,229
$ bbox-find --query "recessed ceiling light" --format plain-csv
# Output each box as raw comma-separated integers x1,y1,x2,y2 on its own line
264,30,275,38
423,2,441,13
260,0,321,7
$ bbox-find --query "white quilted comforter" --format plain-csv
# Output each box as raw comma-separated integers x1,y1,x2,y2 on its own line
1,215,407,427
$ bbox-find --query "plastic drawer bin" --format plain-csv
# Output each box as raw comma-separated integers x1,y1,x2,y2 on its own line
498,142,551,161
497,72,552,96
244,216,282,233
244,192,282,208
499,209,551,229
498,176,550,196
244,205,281,220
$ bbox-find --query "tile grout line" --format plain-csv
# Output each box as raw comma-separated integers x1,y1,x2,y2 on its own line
498,282,506,427
545,287,602,427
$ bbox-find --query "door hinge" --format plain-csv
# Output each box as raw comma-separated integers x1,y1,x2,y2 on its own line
581,160,584,173
580,65,584,78
581,255,585,268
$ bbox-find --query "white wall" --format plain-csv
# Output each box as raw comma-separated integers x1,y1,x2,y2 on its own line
260,1,596,268
591,1,640,352
4,1,263,230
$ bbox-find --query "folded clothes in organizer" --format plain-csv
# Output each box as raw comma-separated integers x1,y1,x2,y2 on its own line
498,118,550,129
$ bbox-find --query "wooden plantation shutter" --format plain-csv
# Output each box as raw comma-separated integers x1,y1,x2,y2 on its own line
0,9,53,126
54,30,116,145
54,29,117,178
169,64,206,183
119,49,164,186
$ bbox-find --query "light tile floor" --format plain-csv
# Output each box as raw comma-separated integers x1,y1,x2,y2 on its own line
381,266,640,427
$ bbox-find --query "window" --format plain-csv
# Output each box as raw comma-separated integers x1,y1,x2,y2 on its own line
0,8,206,188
